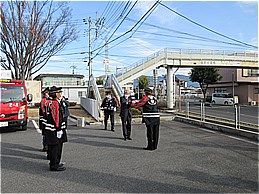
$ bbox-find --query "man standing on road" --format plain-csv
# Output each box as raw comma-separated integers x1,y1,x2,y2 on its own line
101,91,117,132
45,86,68,171
120,89,133,141
133,87,160,151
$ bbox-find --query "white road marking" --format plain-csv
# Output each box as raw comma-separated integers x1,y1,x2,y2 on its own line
198,127,216,134
198,127,258,145
224,135,259,146
32,120,42,134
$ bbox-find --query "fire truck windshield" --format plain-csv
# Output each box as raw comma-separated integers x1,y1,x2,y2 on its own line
0,86,25,103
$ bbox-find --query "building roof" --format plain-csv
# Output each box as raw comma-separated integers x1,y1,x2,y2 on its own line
34,73,84,80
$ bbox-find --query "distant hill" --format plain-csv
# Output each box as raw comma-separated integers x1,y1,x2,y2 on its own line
133,75,199,87
175,75,200,87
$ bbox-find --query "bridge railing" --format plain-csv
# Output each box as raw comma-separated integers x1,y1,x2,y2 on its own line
110,74,123,97
89,75,102,104
116,48,258,78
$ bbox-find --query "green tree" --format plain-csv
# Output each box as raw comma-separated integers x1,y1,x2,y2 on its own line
189,67,222,100
0,0,78,80
96,77,105,85
138,75,149,89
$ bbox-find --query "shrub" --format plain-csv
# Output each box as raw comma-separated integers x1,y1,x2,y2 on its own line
132,107,142,116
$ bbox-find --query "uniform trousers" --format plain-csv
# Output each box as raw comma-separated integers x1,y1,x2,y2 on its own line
48,143,63,169
146,124,159,150
121,115,132,138
104,110,114,130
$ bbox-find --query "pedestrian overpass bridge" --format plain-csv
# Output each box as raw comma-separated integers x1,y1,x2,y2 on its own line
85,48,258,119
116,48,258,86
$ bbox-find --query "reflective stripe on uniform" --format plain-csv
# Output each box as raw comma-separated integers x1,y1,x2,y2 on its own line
44,123,55,128
45,126,56,131
142,113,160,117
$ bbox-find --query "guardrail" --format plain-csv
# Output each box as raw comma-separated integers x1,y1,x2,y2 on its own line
80,97,100,121
172,101,259,141
174,112,259,141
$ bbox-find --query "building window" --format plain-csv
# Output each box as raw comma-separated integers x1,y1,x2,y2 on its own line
254,88,259,94
78,91,86,97
214,88,227,93
242,69,259,77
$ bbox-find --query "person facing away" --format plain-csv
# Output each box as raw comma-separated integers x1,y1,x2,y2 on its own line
133,87,160,151
61,96,70,126
39,87,50,152
101,91,117,131
120,89,133,141
45,86,68,171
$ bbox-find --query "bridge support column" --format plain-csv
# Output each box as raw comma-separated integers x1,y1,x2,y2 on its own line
167,66,174,109
153,69,158,97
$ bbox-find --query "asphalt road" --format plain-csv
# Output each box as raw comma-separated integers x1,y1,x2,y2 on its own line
183,103,259,126
1,119,258,193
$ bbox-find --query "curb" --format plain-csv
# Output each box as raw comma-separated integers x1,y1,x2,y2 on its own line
174,115,259,142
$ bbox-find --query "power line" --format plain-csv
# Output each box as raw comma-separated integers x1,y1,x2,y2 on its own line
133,36,253,50
136,30,251,48
92,0,160,59
92,1,138,56
93,1,132,52
98,53,143,59
159,2,258,49
125,17,251,48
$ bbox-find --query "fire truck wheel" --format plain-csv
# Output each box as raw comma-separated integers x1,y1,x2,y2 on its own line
21,125,27,131
20,119,28,131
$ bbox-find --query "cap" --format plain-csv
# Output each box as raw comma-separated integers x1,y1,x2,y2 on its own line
41,87,49,94
105,90,112,95
49,86,63,94
144,87,152,94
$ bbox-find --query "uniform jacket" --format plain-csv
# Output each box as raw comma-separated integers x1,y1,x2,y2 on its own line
45,99,68,145
101,97,117,112
120,95,133,118
39,97,47,131
134,94,160,125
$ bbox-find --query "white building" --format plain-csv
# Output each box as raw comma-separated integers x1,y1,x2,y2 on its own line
34,73,88,104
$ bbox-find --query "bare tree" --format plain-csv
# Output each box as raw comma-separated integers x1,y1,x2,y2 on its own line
0,0,78,80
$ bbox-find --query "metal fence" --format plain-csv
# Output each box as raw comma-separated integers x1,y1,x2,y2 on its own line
174,99,258,132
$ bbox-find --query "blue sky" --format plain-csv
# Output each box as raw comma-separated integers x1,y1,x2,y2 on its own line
38,0,258,78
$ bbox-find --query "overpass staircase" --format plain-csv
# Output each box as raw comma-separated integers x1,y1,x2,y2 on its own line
104,74,123,106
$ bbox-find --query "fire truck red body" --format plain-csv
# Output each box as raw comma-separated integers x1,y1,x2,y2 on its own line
0,79,32,130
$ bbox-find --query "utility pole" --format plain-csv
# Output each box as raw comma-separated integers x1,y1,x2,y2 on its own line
103,39,110,78
88,17,92,79
83,13,104,98
83,17,93,80
70,65,77,74
232,71,235,97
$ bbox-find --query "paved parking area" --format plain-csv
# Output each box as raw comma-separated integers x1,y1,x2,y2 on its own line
1,120,258,193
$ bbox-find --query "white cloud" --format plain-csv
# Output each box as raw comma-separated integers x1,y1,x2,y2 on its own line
135,1,178,26
49,56,66,61
237,1,258,14
123,37,161,56
250,37,258,47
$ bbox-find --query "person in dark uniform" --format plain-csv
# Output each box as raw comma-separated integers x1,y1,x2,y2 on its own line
101,91,117,131
120,89,133,141
39,87,49,152
133,87,160,151
61,96,70,126
45,86,68,171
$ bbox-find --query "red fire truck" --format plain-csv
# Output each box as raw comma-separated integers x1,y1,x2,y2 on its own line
0,71,32,130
